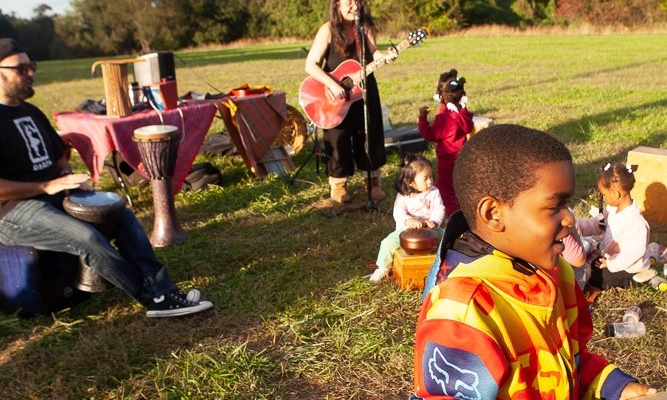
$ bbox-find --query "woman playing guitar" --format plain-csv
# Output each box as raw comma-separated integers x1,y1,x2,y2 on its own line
304,0,397,203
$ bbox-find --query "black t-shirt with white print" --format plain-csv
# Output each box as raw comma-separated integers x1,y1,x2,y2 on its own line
0,102,66,215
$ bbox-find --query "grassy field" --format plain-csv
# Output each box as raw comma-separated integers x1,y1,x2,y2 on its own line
1,32,666,399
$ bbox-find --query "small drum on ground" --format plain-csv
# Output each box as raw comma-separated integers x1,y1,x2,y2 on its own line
63,190,126,292
133,125,179,180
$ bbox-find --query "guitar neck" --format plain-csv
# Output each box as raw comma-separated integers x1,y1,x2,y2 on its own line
353,39,411,84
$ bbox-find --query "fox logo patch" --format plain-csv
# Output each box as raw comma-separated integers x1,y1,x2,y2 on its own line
423,342,497,399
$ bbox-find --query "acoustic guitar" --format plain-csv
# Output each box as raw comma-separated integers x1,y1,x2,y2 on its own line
298,28,428,129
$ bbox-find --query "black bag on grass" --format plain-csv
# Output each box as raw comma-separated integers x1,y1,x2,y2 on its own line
183,162,222,191
106,153,220,192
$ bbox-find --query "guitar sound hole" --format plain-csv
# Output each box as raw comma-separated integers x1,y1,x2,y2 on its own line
340,76,354,91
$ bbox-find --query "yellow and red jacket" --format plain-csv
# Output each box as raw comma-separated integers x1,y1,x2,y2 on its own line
414,237,636,400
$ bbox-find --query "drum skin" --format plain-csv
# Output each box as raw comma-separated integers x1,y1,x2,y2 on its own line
399,228,439,255
133,125,179,179
63,191,126,228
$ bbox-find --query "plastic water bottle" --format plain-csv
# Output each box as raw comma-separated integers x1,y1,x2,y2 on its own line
622,306,642,324
606,322,646,338
647,242,662,266
648,275,667,291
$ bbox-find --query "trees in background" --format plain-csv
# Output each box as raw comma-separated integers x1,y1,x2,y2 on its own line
1,0,665,60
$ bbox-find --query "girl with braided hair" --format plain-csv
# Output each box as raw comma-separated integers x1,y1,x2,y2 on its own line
576,161,652,290
418,69,474,217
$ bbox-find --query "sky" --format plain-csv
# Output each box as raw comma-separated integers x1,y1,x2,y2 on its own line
0,0,72,19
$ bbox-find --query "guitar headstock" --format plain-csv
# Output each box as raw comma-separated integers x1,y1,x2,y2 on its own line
406,28,429,46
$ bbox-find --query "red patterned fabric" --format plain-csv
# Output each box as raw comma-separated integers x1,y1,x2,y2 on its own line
54,102,216,194
214,90,287,177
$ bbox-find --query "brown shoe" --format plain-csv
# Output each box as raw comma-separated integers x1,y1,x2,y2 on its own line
366,177,386,202
329,176,351,203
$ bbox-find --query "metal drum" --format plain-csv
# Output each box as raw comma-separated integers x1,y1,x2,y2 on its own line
63,191,126,235
132,124,186,247
63,191,126,292
399,228,439,255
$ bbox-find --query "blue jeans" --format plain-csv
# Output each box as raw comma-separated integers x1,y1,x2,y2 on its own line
0,194,176,307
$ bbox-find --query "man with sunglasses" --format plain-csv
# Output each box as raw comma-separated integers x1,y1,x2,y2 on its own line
0,38,214,318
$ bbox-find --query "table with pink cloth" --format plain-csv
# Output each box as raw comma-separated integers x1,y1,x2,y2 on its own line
213,90,287,177
54,102,217,194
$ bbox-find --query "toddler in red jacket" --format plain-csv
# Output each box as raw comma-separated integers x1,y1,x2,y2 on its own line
418,69,474,218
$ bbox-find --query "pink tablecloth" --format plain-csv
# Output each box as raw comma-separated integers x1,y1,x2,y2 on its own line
214,91,287,177
54,102,217,194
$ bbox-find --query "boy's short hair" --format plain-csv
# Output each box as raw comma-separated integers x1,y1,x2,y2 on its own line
453,124,572,229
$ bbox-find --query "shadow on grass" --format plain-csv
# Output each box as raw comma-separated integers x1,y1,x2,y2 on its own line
492,55,667,94
551,97,667,143
0,147,403,398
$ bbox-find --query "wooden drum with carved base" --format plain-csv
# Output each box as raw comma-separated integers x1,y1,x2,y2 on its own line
63,191,126,292
133,125,186,247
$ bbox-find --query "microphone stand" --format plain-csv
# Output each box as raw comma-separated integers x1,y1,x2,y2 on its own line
356,15,384,213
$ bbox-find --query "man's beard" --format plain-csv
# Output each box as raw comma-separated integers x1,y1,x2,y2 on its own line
1,75,34,102
12,82,35,101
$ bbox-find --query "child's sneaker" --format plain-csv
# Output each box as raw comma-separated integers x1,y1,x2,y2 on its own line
146,289,213,318
369,268,390,284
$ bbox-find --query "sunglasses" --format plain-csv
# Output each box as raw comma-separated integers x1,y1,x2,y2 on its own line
0,61,37,75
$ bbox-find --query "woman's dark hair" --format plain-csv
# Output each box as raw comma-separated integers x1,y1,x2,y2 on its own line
328,0,376,58
394,153,433,196
598,161,637,193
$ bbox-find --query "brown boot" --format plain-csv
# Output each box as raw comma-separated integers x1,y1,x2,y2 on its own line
366,177,386,202
329,176,351,203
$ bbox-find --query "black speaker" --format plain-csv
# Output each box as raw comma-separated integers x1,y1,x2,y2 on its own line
134,51,175,87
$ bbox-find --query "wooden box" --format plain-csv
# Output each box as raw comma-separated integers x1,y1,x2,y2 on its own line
392,248,437,290
626,146,667,224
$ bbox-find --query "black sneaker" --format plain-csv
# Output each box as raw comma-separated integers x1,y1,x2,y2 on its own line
146,290,213,318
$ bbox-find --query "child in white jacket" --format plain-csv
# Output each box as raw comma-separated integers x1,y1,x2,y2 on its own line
576,162,651,289
369,153,445,283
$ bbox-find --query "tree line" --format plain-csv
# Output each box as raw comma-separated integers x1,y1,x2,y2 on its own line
1,0,665,60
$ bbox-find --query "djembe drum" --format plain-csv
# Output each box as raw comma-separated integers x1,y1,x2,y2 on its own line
63,191,126,292
133,125,186,247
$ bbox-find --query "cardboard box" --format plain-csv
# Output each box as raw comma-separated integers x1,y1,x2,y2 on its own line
626,146,667,224
392,248,436,290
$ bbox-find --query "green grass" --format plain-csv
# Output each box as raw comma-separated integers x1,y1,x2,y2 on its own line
1,32,667,399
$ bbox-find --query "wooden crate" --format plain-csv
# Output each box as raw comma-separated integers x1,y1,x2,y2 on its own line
392,248,437,290
626,146,667,224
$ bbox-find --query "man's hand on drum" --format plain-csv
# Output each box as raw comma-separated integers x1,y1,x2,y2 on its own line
44,173,91,195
